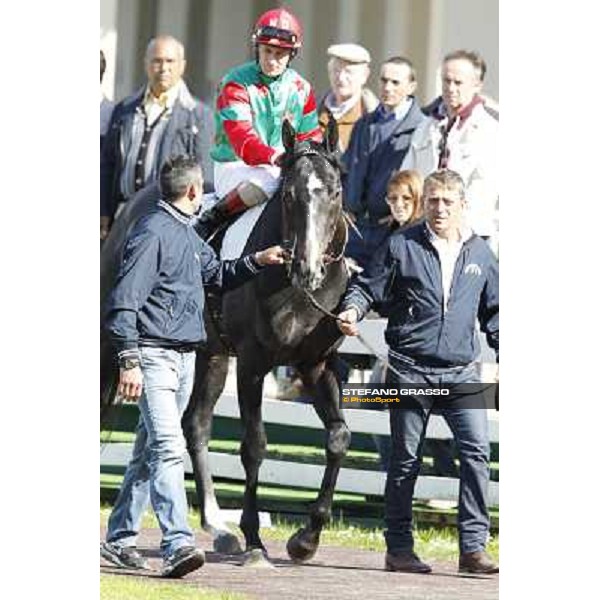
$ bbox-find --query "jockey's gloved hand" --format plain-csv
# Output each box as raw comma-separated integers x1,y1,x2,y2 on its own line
281,239,294,262
271,151,285,167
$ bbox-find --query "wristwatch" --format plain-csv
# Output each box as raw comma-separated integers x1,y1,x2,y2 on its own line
120,358,141,370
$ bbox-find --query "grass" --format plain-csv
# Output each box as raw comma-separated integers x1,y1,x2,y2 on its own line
261,515,499,562
100,575,248,600
100,473,499,529
100,505,499,562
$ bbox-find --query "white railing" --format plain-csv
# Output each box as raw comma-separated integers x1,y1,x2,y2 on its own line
101,319,499,507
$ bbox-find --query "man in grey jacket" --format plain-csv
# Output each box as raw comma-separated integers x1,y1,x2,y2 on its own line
100,35,214,241
402,50,498,252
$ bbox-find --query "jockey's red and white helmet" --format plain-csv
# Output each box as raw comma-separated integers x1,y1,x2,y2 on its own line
252,8,303,50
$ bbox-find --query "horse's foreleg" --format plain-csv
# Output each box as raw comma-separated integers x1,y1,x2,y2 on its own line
237,359,271,565
182,352,242,555
287,362,351,562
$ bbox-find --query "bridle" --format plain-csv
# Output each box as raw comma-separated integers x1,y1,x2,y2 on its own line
280,145,347,277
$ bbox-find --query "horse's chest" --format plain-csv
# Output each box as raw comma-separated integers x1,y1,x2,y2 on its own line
269,293,322,347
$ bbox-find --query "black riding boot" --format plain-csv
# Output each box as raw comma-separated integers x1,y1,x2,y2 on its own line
196,189,248,239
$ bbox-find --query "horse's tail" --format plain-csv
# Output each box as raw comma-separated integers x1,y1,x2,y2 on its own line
100,337,121,432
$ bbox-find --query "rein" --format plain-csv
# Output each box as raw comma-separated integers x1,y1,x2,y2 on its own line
297,285,407,381
299,290,497,400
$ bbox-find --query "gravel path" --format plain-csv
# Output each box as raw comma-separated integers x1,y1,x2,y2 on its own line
100,527,498,600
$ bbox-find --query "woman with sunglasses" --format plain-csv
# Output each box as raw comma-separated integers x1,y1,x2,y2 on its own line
367,169,424,471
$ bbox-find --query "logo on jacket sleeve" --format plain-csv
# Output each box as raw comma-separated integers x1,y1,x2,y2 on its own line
464,263,482,276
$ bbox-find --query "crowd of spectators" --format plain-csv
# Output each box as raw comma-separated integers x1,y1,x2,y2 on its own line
101,42,498,252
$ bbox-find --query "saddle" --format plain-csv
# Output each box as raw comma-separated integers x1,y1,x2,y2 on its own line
200,198,268,355
202,226,234,354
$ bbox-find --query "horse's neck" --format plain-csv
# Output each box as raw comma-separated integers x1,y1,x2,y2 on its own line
243,191,283,253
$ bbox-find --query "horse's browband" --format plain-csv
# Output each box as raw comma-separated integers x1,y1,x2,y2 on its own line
286,145,339,170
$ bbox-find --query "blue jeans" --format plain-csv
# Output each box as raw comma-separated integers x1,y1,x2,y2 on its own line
384,357,490,554
369,359,392,471
106,347,196,558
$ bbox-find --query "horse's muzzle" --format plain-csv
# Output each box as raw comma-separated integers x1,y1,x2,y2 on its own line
291,258,325,292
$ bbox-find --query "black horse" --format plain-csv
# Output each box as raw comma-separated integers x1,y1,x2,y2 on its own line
101,118,351,567
184,119,351,566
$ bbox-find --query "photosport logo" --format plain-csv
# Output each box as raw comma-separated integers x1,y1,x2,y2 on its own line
340,383,498,410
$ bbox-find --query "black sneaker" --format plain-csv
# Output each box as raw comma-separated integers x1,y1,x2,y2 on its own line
100,542,150,570
162,546,205,578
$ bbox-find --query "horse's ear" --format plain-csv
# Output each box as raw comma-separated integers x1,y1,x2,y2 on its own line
323,110,339,153
282,119,296,154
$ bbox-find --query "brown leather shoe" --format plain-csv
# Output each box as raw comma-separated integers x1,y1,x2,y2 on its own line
459,550,499,574
385,551,432,574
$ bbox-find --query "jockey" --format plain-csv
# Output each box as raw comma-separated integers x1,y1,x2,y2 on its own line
198,7,322,237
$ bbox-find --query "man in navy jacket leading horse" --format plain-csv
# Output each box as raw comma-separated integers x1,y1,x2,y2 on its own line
337,169,499,575
101,155,285,578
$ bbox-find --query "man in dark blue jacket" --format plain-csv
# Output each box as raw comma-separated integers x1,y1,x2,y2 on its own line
101,156,285,578
342,56,425,267
100,35,214,241
338,169,499,575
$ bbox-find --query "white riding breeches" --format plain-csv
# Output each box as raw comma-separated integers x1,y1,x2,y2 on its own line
214,161,281,199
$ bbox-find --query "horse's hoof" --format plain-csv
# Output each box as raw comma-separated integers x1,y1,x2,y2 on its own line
214,532,243,555
286,527,320,563
241,548,274,569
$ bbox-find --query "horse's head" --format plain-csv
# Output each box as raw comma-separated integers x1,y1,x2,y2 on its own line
280,118,344,292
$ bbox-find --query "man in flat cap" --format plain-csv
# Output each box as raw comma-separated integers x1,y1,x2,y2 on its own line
318,43,378,152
